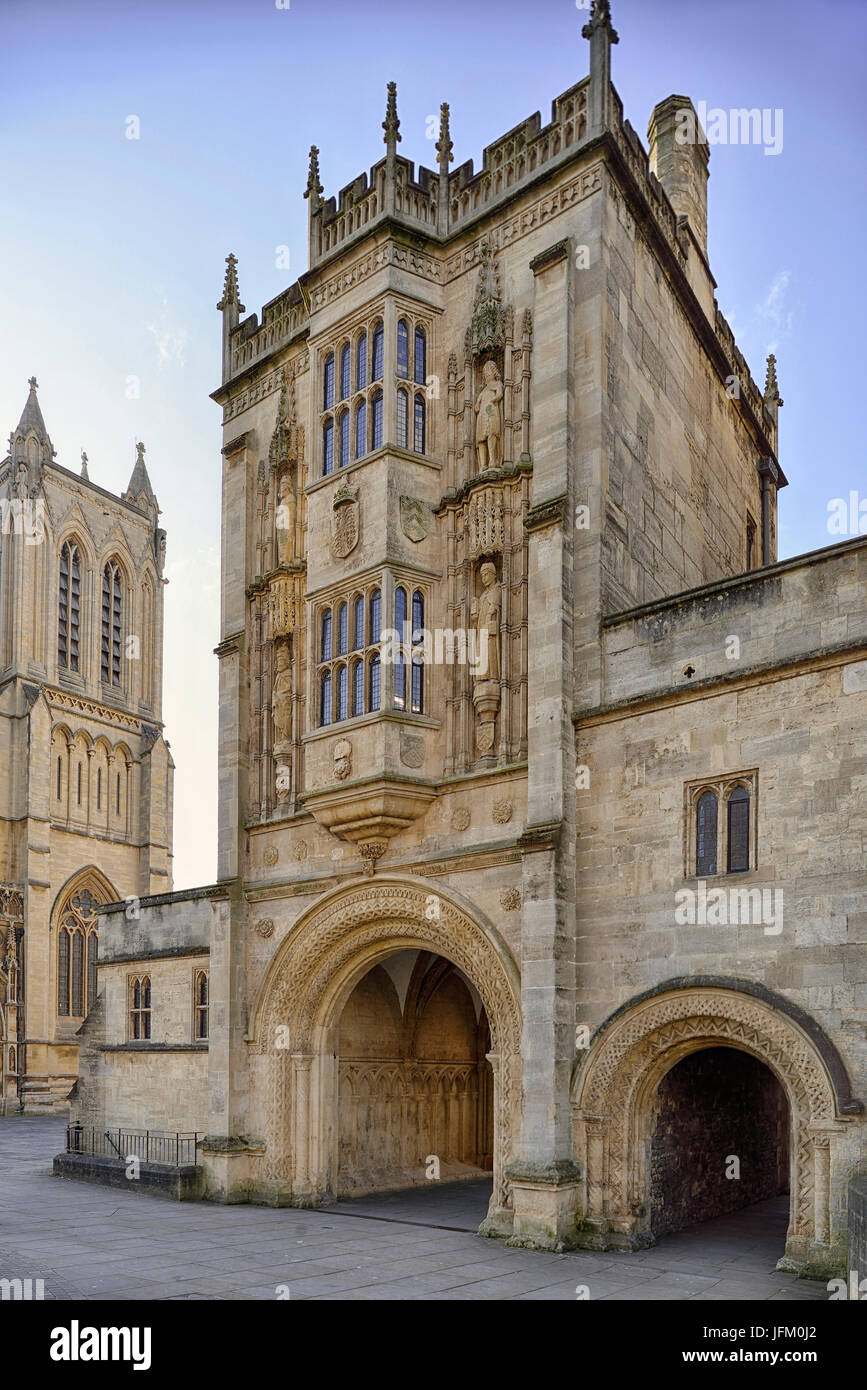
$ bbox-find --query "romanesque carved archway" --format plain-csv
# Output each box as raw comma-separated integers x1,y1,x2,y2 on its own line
572,986,850,1275
249,875,522,1228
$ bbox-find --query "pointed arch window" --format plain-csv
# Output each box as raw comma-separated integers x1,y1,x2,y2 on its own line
101,561,122,686
58,541,81,672
321,609,332,661
339,343,351,400
396,388,408,449
337,664,348,721
320,671,332,727
323,419,334,476
338,409,350,468
369,589,381,643
353,595,364,650
194,971,209,1040
352,659,364,717
727,785,750,873
369,654,381,712
57,886,102,1018
397,319,409,378
130,975,151,1040
394,586,407,636
355,401,367,460
371,390,383,450
414,394,426,454
414,326,427,385
337,602,348,655
323,353,335,410
695,790,718,877
411,589,425,715
372,323,384,381
356,332,368,390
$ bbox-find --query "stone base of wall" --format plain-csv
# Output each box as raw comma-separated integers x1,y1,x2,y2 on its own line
53,1152,203,1200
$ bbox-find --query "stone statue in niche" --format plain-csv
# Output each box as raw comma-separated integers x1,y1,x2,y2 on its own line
14,462,29,501
471,560,502,684
471,560,502,757
275,469,296,567
272,641,292,801
474,361,504,472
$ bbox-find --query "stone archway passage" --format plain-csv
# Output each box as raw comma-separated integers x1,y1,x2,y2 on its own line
649,1047,789,1239
249,876,521,1231
336,952,494,1196
571,985,850,1276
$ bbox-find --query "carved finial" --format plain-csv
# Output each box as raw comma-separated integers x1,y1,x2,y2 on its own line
764,353,783,407
27,376,38,392
582,0,618,41
304,145,323,203
217,253,244,313
383,81,401,148
471,242,506,355
436,102,453,170
80,449,89,479
136,441,146,463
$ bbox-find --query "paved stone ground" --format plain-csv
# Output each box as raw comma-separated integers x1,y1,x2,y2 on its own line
0,1115,828,1301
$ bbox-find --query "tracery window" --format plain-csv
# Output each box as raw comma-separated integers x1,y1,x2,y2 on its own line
129,975,151,1040
57,887,102,1018
194,971,208,1040
686,773,758,878
317,585,382,726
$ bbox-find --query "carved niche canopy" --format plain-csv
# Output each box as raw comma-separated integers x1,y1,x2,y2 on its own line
471,242,506,355
269,368,303,470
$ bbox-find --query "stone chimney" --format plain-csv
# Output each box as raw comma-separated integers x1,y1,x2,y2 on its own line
648,95,710,260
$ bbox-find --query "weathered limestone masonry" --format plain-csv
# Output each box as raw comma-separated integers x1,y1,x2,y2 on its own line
0,381,173,1114
68,2,865,1277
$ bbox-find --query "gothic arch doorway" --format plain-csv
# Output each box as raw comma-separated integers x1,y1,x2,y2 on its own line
572,985,851,1275
249,876,521,1231
336,951,494,1196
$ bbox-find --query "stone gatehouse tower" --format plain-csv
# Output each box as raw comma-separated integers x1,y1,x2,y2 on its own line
0,380,173,1112
70,2,866,1278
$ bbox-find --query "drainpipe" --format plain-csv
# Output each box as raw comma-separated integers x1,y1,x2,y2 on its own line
757,458,779,566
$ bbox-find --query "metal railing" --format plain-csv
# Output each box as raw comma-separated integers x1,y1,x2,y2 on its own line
65,1125,201,1167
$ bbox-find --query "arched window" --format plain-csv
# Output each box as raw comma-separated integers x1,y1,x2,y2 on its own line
411,588,424,639
194,971,208,1040
369,654,381,712
338,409,349,468
337,602,348,655
356,332,367,390
320,671,332,726
394,654,406,710
414,326,426,385
396,388,408,449
369,588,381,643
372,322,384,380
323,419,334,476
323,352,335,409
371,390,383,450
57,886,102,1018
339,343,351,400
411,653,424,714
97,767,102,811
395,586,407,636
352,659,364,717
130,976,151,1040
76,761,82,806
337,665,348,721
355,401,367,460
101,562,122,687
413,393,426,455
116,771,121,816
397,319,409,378
141,578,154,705
56,756,62,800
727,785,750,873
411,590,425,713
695,790,718,877
321,609,332,661
353,595,364,650
58,540,82,672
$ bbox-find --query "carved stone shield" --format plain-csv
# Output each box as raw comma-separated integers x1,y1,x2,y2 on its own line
331,485,359,559
400,495,429,544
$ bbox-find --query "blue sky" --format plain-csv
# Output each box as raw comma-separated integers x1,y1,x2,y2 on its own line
1,0,864,887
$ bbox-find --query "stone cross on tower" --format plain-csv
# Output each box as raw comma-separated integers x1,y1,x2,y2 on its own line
582,0,619,138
